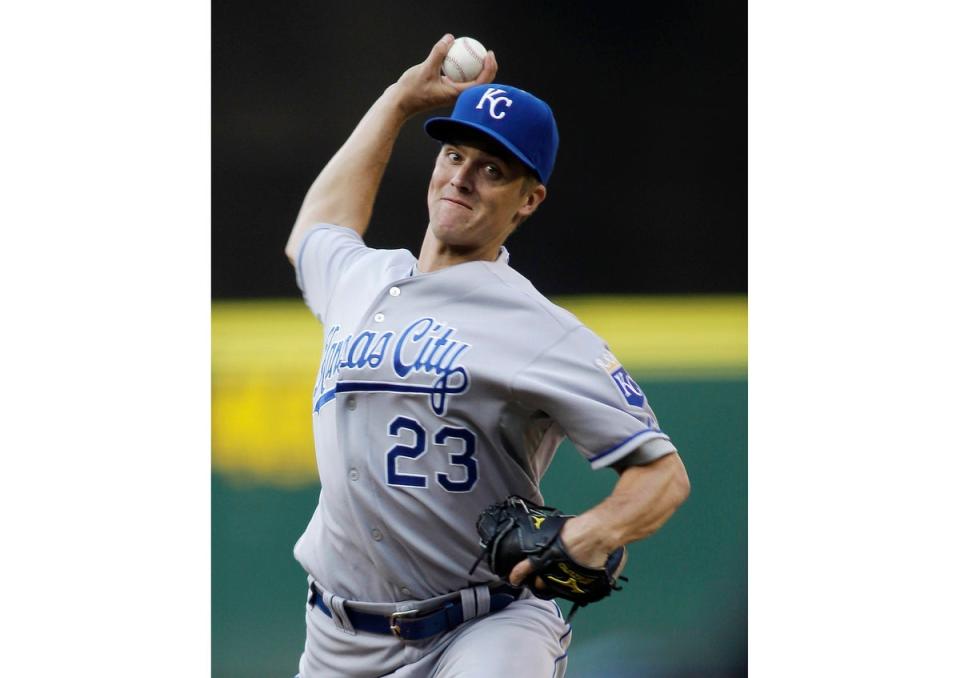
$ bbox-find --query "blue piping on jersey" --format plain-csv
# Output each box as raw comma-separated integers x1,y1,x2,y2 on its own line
552,651,569,678
550,601,571,678
588,427,666,462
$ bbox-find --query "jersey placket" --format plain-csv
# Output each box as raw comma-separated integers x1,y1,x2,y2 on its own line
335,277,422,598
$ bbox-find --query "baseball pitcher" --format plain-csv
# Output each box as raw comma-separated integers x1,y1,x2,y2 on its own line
284,34,690,677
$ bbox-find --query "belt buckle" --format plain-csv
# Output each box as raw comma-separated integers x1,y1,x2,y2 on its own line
389,608,419,638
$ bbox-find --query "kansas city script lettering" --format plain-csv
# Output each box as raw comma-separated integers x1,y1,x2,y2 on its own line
315,317,471,415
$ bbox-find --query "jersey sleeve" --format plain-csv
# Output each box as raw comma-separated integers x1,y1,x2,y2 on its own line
294,224,368,321
511,326,677,470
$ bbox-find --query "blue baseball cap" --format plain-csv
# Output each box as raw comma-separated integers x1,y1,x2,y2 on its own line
424,84,560,184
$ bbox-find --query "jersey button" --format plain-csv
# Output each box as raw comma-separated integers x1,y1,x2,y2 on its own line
389,287,401,297
374,313,385,322
345,396,357,411
400,587,412,597
348,468,360,481
371,529,383,541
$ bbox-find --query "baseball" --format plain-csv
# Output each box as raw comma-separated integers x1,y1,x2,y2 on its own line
442,36,487,82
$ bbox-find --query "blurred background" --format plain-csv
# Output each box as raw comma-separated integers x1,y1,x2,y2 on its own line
213,1,745,676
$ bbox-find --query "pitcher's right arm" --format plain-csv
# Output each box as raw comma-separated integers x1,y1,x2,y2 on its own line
285,34,497,262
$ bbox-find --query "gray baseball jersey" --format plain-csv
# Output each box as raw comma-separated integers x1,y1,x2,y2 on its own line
292,223,677,605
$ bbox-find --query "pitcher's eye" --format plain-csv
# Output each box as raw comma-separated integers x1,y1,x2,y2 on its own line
484,163,503,178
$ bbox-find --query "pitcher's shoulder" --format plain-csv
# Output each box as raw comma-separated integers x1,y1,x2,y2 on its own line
482,262,583,332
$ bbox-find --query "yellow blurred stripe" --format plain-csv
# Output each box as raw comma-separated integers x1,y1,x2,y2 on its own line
212,296,746,484
553,295,747,377
213,300,324,485
213,300,326,375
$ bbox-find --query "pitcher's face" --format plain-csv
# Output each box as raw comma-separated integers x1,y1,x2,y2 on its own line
427,141,542,252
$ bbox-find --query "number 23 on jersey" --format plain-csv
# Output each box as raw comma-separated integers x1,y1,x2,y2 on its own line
385,415,478,492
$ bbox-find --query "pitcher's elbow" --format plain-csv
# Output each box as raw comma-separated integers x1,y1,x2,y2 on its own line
671,455,691,506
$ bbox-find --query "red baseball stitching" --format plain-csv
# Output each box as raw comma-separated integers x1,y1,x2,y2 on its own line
445,56,467,81
460,39,485,65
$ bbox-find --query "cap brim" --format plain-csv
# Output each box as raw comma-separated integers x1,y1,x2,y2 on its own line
424,118,544,183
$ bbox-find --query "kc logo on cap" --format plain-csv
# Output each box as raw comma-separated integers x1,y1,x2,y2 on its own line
475,88,513,120
423,83,560,183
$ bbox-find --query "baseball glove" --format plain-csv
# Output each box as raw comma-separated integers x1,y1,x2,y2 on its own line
469,495,627,617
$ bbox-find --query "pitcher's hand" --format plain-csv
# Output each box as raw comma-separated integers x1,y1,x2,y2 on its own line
389,34,497,119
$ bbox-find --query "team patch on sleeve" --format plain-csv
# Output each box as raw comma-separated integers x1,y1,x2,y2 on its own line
595,349,646,408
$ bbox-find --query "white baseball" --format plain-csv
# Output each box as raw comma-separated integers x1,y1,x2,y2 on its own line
442,36,487,83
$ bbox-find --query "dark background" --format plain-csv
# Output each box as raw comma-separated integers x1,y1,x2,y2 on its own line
213,0,745,299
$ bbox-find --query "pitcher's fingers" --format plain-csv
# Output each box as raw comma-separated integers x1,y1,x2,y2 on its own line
508,557,534,586
426,33,455,69
449,50,498,92
475,50,498,83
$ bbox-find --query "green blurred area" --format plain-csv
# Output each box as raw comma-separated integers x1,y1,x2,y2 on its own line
212,378,746,677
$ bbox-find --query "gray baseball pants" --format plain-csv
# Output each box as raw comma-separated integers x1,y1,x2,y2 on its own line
296,582,571,677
